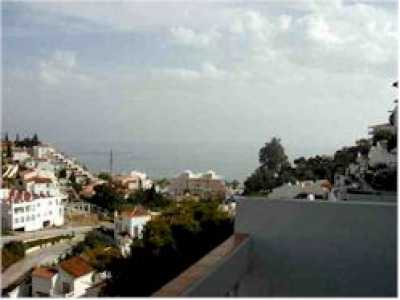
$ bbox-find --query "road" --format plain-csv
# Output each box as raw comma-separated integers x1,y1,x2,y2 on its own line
1,235,85,290
1,223,113,246
1,226,92,245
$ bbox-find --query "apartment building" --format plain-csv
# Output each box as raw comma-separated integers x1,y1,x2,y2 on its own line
33,145,55,159
168,170,227,199
1,188,64,232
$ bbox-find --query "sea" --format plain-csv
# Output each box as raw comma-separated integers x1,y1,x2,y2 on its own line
52,140,261,182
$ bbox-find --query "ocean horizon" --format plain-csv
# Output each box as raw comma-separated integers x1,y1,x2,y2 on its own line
48,139,341,182
51,139,260,181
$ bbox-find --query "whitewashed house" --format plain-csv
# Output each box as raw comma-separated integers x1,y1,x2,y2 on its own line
1,188,64,232
114,206,152,256
36,159,56,173
33,145,55,159
32,257,94,297
130,170,153,190
12,149,31,162
23,176,58,195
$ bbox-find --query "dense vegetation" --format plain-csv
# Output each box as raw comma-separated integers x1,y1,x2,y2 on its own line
13,133,41,148
24,234,73,249
244,137,376,195
366,166,397,191
1,241,25,271
102,200,234,296
87,183,172,212
68,229,120,271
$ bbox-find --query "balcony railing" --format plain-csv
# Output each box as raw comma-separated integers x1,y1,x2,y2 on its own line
153,233,250,297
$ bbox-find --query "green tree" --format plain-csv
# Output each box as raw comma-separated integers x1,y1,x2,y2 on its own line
355,138,371,156
69,172,76,184
88,184,124,211
58,168,67,179
230,179,240,189
32,133,40,146
372,129,395,146
244,137,291,194
98,172,112,182
259,137,290,172
1,241,25,271
6,142,12,159
103,201,233,296
127,185,171,211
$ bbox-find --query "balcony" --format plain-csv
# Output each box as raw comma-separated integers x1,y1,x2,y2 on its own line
154,233,250,297
154,198,397,297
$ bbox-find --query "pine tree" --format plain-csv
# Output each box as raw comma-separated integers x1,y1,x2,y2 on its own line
32,133,39,145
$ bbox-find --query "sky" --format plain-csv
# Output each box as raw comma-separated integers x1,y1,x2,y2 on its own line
2,0,398,178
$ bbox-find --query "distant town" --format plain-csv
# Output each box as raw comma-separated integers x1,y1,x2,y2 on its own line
0,81,397,297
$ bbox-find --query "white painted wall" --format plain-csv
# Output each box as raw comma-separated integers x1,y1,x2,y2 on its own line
368,142,397,168
12,151,31,162
33,146,54,159
32,275,57,297
2,195,64,232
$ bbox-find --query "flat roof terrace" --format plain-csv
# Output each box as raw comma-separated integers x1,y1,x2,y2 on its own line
153,198,397,297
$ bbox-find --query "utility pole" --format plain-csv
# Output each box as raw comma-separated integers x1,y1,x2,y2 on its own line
109,149,113,176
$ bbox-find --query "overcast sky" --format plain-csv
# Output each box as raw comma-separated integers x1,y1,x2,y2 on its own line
2,0,398,161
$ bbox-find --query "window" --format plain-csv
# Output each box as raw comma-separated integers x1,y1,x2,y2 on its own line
21,217,24,222
62,282,71,294
134,226,139,237
14,218,18,224
14,207,24,214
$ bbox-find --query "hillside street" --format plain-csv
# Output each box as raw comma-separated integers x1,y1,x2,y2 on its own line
1,222,114,246
1,235,85,290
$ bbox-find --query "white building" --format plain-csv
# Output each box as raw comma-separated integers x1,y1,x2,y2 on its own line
268,180,332,201
130,170,153,190
114,206,152,256
33,145,55,159
23,176,61,196
168,170,227,199
1,188,64,232
368,141,397,169
12,149,31,162
32,256,94,297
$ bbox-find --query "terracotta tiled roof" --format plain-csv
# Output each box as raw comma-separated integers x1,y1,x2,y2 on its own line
25,176,52,184
5,189,33,204
60,256,93,278
32,267,58,279
120,205,150,218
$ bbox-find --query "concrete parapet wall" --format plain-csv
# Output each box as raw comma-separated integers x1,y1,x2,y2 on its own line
235,198,397,297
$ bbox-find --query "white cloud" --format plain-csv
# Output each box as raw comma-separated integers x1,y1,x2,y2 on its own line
279,15,292,31
3,1,397,161
39,51,92,86
153,62,229,81
170,26,221,48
